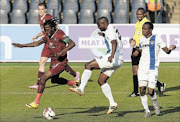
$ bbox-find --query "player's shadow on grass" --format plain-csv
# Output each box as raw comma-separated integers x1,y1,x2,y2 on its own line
45,84,61,88
74,106,108,114
56,106,108,116
116,110,144,117
158,106,180,116
165,86,180,92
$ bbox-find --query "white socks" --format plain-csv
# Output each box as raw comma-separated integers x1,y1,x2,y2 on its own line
150,92,158,106
79,69,92,93
101,83,115,106
140,94,150,112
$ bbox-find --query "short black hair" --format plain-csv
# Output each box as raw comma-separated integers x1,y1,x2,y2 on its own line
43,18,58,28
38,2,47,9
144,22,154,30
97,16,109,24
137,7,146,14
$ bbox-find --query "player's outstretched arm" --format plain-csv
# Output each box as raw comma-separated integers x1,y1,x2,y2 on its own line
32,31,44,41
12,39,45,48
54,39,75,57
162,45,176,54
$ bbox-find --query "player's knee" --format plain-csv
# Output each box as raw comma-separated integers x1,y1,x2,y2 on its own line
85,63,91,70
132,70,137,75
51,77,58,84
98,80,105,86
148,90,154,96
39,59,46,66
39,77,46,84
140,88,146,96
132,66,138,75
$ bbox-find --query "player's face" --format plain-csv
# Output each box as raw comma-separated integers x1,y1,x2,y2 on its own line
38,5,47,17
44,25,55,37
142,24,152,38
136,10,145,21
97,20,106,31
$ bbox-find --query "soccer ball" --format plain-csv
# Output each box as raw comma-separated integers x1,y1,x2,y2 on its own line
43,107,56,120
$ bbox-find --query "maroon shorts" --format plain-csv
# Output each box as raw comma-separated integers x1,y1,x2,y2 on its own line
49,61,67,75
41,46,50,57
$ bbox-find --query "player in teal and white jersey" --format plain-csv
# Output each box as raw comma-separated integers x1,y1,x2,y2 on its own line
130,22,176,117
70,17,123,115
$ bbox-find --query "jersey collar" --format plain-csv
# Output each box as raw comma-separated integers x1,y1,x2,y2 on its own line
50,29,58,39
40,13,47,20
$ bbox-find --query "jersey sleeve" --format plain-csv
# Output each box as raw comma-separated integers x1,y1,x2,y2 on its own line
139,37,143,49
45,14,53,20
59,31,70,44
107,28,117,41
41,35,48,43
156,36,166,48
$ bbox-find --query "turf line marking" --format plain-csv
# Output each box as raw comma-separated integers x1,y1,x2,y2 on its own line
0,91,179,95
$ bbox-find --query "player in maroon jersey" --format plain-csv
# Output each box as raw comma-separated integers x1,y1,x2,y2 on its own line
29,3,80,89
12,19,76,108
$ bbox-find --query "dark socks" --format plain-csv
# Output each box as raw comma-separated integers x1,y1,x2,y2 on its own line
37,71,44,85
133,75,138,94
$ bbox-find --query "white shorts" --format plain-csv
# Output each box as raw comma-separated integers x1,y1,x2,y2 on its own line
138,69,158,89
95,54,123,77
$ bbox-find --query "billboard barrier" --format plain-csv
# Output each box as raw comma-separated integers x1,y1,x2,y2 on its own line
0,24,179,62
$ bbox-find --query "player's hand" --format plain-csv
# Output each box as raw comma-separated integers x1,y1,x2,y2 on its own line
54,51,66,57
12,43,24,48
108,55,114,63
169,45,176,50
98,32,105,37
129,39,136,47
32,37,36,42
132,50,139,57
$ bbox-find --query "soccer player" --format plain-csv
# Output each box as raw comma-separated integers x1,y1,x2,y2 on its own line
129,7,165,97
29,2,80,89
69,17,123,115
12,19,76,108
130,22,176,117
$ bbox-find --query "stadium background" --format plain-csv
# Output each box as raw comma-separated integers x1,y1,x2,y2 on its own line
0,0,179,24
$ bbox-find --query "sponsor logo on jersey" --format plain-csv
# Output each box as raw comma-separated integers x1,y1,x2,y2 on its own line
150,41,154,45
49,42,56,48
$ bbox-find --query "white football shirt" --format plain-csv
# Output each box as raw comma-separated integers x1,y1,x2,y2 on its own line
139,35,166,70
103,24,123,60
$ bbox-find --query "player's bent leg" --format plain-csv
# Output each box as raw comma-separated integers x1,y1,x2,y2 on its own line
65,64,76,77
38,71,53,93
51,76,76,87
28,57,48,89
98,72,109,86
98,72,118,114
26,71,53,109
69,60,100,95
85,59,100,70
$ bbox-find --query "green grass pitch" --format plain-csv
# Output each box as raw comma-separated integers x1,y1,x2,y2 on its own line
0,63,179,122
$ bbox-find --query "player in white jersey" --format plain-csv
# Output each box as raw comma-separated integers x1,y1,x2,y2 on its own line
69,17,123,115
130,22,176,117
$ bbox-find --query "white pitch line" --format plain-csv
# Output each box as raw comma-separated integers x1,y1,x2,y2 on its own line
0,91,179,95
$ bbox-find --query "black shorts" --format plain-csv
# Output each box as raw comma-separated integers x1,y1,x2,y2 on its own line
131,48,141,66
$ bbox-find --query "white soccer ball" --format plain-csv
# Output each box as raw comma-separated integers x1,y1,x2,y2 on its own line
43,107,56,120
